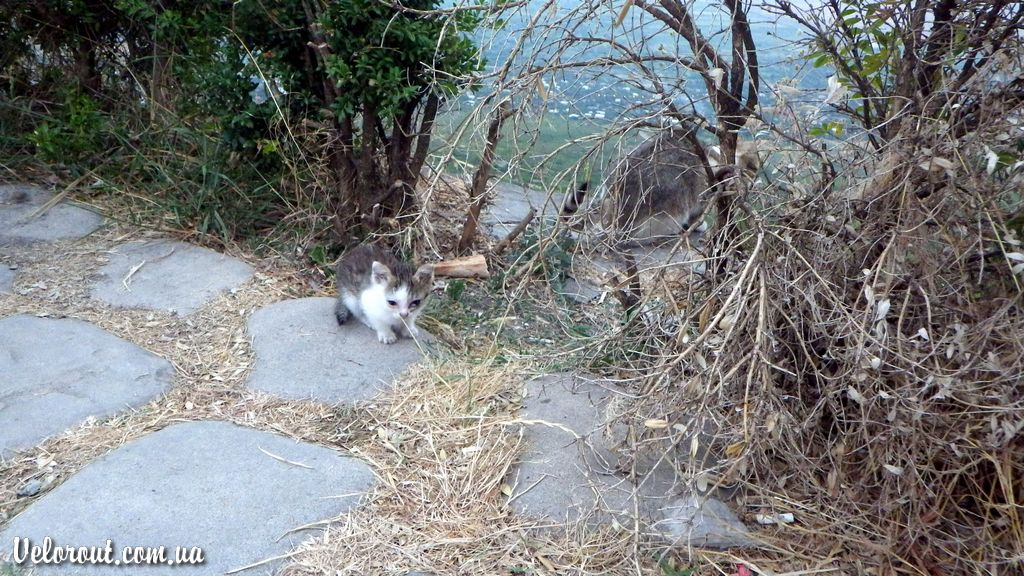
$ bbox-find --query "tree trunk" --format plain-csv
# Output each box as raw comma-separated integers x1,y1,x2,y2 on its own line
330,116,359,241
75,38,102,94
384,101,417,216
149,37,174,122
458,101,513,253
357,99,380,220
410,93,439,178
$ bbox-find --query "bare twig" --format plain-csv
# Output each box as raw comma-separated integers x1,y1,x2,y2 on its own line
492,207,536,256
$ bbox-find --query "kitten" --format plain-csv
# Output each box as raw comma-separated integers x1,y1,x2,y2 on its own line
334,244,433,344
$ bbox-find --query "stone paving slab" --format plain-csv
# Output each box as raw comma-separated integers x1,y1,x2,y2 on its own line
560,238,707,309
482,183,705,294
655,495,754,549
90,239,254,315
0,314,173,457
509,374,636,523
0,421,376,575
246,298,428,404
0,265,13,292
0,184,104,245
632,242,707,271
508,373,753,548
556,277,603,304
482,183,559,239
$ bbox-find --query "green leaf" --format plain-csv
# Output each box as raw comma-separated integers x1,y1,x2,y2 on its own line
446,279,467,302
310,245,329,267
658,559,696,576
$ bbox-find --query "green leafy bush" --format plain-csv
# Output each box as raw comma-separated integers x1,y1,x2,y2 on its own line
26,88,106,162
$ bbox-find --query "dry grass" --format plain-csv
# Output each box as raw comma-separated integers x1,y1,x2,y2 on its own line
283,359,687,575
0,203,689,576
557,113,1024,574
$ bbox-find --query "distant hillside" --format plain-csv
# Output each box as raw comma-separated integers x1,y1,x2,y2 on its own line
435,0,831,191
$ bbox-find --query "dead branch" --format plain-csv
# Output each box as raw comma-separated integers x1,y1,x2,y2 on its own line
457,100,514,254
492,207,536,256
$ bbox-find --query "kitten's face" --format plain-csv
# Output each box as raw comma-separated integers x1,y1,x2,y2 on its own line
371,261,433,320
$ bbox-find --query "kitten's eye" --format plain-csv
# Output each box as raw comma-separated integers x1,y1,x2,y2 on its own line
410,299,421,308
387,300,397,307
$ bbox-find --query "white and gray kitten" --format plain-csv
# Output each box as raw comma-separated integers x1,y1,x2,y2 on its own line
334,244,433,344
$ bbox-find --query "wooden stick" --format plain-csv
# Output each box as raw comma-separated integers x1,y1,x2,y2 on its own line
491,207,536,256
612,251,642,314
432,254,490,279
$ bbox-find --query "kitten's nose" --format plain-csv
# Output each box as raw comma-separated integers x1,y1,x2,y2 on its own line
399,310,409,319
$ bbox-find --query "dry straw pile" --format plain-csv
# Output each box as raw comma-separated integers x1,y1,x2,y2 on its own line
576,110,1024,571
282,360,654,575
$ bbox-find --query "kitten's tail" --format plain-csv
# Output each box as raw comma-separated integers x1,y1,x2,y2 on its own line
560,181,589,221
334,298,350,325
2,189,30,205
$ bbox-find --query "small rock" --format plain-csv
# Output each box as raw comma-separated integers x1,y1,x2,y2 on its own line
654,495,754,548
16,479,42,498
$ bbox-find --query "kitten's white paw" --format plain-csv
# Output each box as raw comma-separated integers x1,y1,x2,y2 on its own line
377,330,398,344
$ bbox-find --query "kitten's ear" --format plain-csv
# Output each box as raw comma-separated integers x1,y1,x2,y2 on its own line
414,263,434,285
371,261,393,285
